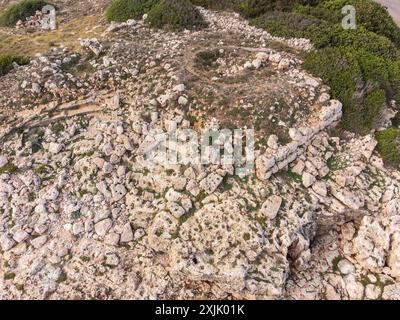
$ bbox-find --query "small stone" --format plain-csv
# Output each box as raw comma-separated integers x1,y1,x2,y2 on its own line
199,173,223,194
0,235,15,251
0,155,8,168
260,195,282,219
256,52,269,62
267,135,279,150
13,229,29,243
337,259,355,275
252,59,262,69
72,221,84,235
93,157,105,168
120,223,134,243
104,233,120,246
244,61,252,69
302,172,316,188
103,162,113,174
105,252,120,267
167,202,186,218
48,142,63,154
111,184,127,202
312,181,328,197
178,96,188,106
278,58,290,70
365,284,381,300
292,160,305,176
173,84,185,92
94,218,112,236
45,187,59,201
31,235,48,249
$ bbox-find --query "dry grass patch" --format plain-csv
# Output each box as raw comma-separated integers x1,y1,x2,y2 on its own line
0,14,105,56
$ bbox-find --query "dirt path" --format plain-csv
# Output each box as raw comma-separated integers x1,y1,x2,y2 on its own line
375,0,400,26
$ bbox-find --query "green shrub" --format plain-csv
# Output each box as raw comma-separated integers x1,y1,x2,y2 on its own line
0,0,49,27
190,0,240,9
388,60,400,102
250,0,400,134
376,128,400,167
392,112,400,127
238,0,296,18
0,54,30,77
303,48,365,132
251,11,328,39
316,0,400,47
147,0,206,31
105,0,157,22
357,50,389,84
328,27,399,60
361,88,385,129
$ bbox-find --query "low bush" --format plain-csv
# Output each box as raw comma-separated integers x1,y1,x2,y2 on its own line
303,48,364,131
376,128,400,167
250,0,400,134
146,0,206,31
238,0,298,18
0,0,49,27
392,112,400,127
0,54,30,77
105,0,157,22
314,0,400,47
190,0,240,10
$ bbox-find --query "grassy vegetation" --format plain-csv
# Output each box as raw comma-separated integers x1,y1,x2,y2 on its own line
0,0,49,27
249,0,400,136
106,0,206,30
105,0,157,22
147,0,207,31
191,0,241,10
0,15,105,57
376,129,400,168
0,54,29,76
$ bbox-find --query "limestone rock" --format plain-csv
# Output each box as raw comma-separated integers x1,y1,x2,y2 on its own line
260,195,282,219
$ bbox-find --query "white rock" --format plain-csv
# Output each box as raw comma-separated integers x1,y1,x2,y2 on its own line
199,173,223,194
167,202,186,218
45,187,59,201
304,75,319,87
0,234,15,251
48,142,63,154
178,96,188,106
267,135,279,150
337,259,355,275
13,229,29,243
256,52,269,62
244,61,252,69
252,59,262,69
302,172,316,188
173,84,185,92
385,199,400,216
312,181,328,197
111,184,127,202
260,195,282,219
278,58,290,70
94,218,112,236
269,53,282,63
104,233,120,246
365,284,381,300
72,222,84,235
120,223,134,243
0,155,8,168
105,252,120,266
31,235,48,249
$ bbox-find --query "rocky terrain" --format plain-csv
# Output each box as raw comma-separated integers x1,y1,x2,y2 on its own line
1,3,400,300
